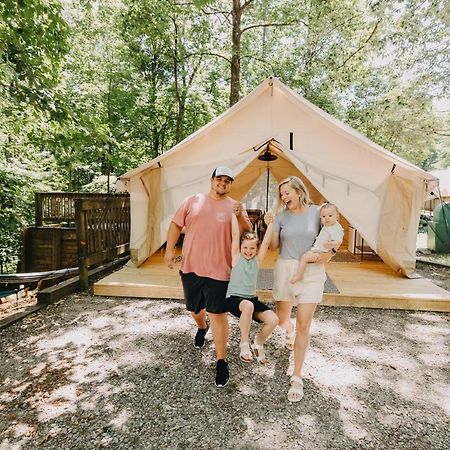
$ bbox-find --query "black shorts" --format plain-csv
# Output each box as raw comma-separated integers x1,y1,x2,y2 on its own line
226,295,271,323
180,272,228,314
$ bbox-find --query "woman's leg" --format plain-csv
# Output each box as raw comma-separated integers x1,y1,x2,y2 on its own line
288,303,317,402
275,300,294,334
275,300,295,348
292,303,317,377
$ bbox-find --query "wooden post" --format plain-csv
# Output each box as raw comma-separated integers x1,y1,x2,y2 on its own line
75,199,89,290
35,193,43,226
52,228,62,269
20,228,30,272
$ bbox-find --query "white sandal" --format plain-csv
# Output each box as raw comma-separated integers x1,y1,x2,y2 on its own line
288,376,304,402
239,342,253,362
252,338,268,364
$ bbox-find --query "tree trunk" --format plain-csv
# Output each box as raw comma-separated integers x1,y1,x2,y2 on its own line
230,0,242,106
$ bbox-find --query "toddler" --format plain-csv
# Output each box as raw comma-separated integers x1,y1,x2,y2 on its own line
290,203,343,284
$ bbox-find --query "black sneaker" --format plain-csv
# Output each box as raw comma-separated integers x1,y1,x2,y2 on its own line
193,324,209,348
215,359,229,388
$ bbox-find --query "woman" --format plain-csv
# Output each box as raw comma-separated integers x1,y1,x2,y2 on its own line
270,176,334,402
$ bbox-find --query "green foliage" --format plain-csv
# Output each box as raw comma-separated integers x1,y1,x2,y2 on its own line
0,0,70,114
1,0,449,270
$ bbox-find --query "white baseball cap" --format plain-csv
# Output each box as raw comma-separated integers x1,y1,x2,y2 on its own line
212,166,234,180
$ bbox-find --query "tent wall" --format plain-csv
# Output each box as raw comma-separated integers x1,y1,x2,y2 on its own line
127,176,149,266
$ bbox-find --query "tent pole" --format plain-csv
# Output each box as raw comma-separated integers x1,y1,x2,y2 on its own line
265,167,269,212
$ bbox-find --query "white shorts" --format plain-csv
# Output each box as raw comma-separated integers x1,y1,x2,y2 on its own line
273,259,326,305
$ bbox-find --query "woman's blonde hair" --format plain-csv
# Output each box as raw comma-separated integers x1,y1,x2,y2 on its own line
277,176,311,210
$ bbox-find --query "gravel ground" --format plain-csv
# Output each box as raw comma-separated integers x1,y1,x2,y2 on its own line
1,291,449,450
415,260,450,292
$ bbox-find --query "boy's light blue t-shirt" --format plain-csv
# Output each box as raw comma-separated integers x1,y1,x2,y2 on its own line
273,206,321,260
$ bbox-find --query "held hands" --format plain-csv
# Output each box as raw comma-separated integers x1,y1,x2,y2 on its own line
264,212,274,225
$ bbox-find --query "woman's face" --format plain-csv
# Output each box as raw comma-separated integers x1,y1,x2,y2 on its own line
279,183,301,210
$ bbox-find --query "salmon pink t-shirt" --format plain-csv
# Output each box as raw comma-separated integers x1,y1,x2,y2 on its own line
172,194,238,281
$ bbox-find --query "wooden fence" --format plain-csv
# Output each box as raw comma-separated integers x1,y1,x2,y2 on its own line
76,196,130,289
35,192,129,226
20,193,130,291
21,227,78,272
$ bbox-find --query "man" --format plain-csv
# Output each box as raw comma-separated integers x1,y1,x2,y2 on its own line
164,166,252,387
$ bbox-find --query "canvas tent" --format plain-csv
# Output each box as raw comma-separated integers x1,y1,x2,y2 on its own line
118,77,438,277
429,168,450,202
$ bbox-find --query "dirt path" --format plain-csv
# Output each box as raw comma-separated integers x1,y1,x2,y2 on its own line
1,293,449,450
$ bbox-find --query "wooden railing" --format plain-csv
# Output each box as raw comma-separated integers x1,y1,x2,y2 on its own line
75,197,130,289
35,192,129,226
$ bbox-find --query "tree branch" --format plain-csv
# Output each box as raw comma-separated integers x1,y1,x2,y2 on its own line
184,51,231,64
240,53,277,73
201,7,232,26
336,20,380,70
241,19,306,34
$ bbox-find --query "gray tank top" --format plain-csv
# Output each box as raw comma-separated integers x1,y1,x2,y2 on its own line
226,255,258,299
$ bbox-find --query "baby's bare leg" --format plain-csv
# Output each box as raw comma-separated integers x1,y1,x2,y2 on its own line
290,251,318,284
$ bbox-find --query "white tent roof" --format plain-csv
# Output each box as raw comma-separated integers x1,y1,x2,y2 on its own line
119,77,438,276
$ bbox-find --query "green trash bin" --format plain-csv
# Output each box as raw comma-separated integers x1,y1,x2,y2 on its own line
427,203,450,253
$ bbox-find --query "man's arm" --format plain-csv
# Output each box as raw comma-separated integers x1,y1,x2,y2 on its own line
231,213,241,264
164,221,182,269
233,202,252,232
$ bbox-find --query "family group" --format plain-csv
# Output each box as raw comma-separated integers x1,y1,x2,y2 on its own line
164,166,343,402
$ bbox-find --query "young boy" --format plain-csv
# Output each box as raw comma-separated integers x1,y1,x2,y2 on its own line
226,212,278,364
290,203,344,284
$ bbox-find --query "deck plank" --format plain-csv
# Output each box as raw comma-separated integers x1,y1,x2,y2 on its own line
93,250,450,312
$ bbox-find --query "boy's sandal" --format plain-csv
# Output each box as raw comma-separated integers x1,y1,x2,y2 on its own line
239,342,253,362
285,330,295,350
288,376,304,403
252,338,268,365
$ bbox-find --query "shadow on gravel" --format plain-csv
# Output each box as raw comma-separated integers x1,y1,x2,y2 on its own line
0,297,449,450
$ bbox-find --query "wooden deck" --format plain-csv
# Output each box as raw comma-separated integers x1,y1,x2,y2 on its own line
93,250,450,312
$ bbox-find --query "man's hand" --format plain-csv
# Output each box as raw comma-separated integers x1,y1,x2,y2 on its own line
164,248,176,269
233,202,243,217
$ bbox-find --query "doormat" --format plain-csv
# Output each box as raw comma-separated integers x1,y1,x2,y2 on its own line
257,269,340,294
331,251,359,263
331,250,382,263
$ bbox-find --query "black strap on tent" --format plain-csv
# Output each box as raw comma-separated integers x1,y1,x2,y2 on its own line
253,141,270,152
391,164,396,173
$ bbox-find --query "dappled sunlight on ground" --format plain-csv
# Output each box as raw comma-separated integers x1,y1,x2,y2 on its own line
0,296,449,449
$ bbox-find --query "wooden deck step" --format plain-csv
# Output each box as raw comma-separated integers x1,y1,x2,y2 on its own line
93,251,450,312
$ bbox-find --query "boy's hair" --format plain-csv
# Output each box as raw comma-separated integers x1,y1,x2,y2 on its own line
240,231,259,245
320,202,339,213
